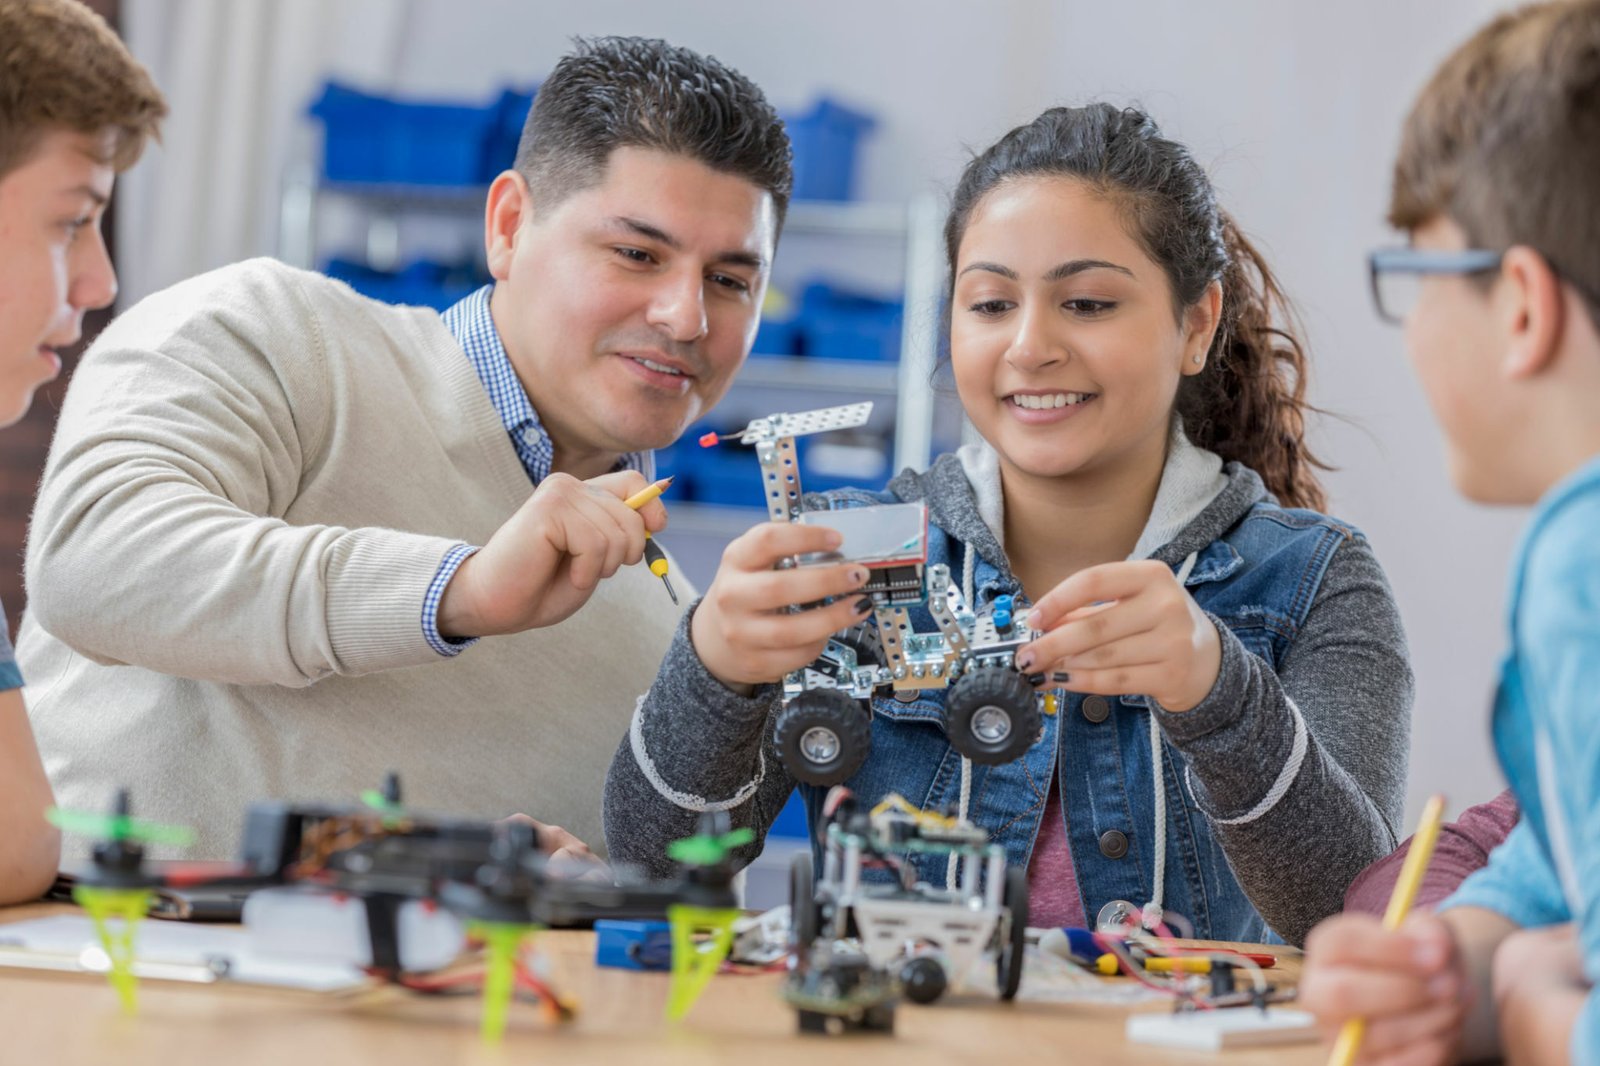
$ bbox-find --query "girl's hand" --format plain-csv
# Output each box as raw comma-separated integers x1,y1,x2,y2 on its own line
1017,559,1221,712
690,521,874,691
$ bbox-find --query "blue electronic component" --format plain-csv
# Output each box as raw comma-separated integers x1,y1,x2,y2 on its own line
993,593,1015,633
594,919,673,971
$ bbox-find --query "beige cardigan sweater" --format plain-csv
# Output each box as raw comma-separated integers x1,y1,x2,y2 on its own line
18,258,684,859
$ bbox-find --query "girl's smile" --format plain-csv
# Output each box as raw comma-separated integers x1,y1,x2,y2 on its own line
1002,389,1099,424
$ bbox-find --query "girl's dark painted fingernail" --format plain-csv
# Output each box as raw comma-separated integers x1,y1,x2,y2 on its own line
855,596,874,613
1015,653,1035,672
1026,672,1047,687
1052,672,1071,683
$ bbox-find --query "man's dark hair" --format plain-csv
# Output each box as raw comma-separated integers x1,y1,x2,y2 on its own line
514,36,792,230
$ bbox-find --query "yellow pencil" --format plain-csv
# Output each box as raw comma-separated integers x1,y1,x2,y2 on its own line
623,476,673,511
1326,794,1448,1066
623,477,678,604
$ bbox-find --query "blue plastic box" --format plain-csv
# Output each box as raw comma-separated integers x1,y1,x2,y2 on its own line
796,436,891,495
797,282,903,362
752,317,803,357
651,438,700,503
325,258,484,311
309,82,500,187
595,919,672,971
483,87,537,180
783,97,877,202
769,792,810,840
690,446,766,508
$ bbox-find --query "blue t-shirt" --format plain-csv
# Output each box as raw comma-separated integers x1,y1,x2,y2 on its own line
0,600,21,691
1439,453,1600,1065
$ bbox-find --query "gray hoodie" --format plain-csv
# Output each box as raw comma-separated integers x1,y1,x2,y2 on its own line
606,442,1413,944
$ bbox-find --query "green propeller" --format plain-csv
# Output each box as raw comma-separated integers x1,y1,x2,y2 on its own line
667,826,754,867
46,807,195,847
359,772,410,828
360,789,402,813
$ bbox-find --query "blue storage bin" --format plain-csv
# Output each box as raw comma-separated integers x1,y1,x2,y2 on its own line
691,445,766,508
324,257,484,311
797,282,903,362
797,435,891,495
769,792,810,840
752,317,802,357
309,81,499,187
483,86,537,181
783,97,877,202
650,437,699,503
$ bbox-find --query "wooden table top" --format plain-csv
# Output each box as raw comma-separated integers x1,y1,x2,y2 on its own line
0,903,1328,1065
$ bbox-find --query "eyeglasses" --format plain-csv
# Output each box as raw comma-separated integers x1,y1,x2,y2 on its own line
1367,247,1502,325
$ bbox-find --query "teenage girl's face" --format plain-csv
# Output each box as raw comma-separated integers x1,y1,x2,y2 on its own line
950,176,1216,485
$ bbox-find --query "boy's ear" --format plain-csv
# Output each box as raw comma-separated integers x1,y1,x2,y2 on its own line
1499,245,1565,381
484,170,533,282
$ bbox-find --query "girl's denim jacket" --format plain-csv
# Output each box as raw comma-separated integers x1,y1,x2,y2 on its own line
606,455,1413,945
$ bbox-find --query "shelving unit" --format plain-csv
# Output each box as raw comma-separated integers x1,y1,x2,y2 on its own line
277,170,956,588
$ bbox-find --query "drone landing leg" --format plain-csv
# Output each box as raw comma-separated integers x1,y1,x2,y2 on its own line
75,885,153,1015
665,904,738,1021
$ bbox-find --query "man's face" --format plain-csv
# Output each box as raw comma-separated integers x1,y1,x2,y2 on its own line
0,130,117,428
488,147,776,464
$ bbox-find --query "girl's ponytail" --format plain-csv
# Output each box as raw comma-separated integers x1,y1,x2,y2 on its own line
1178,215,1328,511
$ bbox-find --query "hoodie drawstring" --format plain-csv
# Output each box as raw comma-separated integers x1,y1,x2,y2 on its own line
1142,548,1199,928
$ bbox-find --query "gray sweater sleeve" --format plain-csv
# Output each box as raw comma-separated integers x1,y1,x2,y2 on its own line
1156,533,1413,945
603,600,798,879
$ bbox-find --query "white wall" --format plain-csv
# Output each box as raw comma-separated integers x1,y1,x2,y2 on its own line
122,0,1525,828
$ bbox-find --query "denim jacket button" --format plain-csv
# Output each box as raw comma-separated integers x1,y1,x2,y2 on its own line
1081,695,1110,723
1098,829,1129,859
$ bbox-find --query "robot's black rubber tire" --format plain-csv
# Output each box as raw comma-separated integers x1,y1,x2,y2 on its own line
900,956,948,1005
996,865,1029,1001
862,1002,896,1033
797,1009,830,1034
944,668,1041,765
774,690,873,786
830,621,884,668
790,850,820,950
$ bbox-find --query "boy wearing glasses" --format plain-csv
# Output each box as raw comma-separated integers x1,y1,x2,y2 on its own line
1300,2,1600,1063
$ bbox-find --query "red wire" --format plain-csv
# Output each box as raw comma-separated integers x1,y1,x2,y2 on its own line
822,786,854,820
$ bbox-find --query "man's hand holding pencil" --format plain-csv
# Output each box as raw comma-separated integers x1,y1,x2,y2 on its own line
436,471,671,638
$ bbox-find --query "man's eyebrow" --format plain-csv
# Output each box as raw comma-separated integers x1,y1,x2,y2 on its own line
1045,258,1134,281
607,215,766,271
611,215,680,249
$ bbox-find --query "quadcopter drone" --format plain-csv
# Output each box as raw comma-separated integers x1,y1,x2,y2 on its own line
48,776,747,1037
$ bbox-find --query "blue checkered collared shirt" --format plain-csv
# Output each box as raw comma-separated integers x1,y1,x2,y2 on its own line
421,285,653,655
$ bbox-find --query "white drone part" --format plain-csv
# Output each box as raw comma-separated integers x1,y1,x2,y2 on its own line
732,402,873,445
243,886,465,972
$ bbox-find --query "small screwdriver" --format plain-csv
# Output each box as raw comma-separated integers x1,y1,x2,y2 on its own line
622,477,678,605
643,535,678,605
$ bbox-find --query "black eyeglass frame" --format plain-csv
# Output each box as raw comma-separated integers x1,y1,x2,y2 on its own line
1367,247,1503,325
